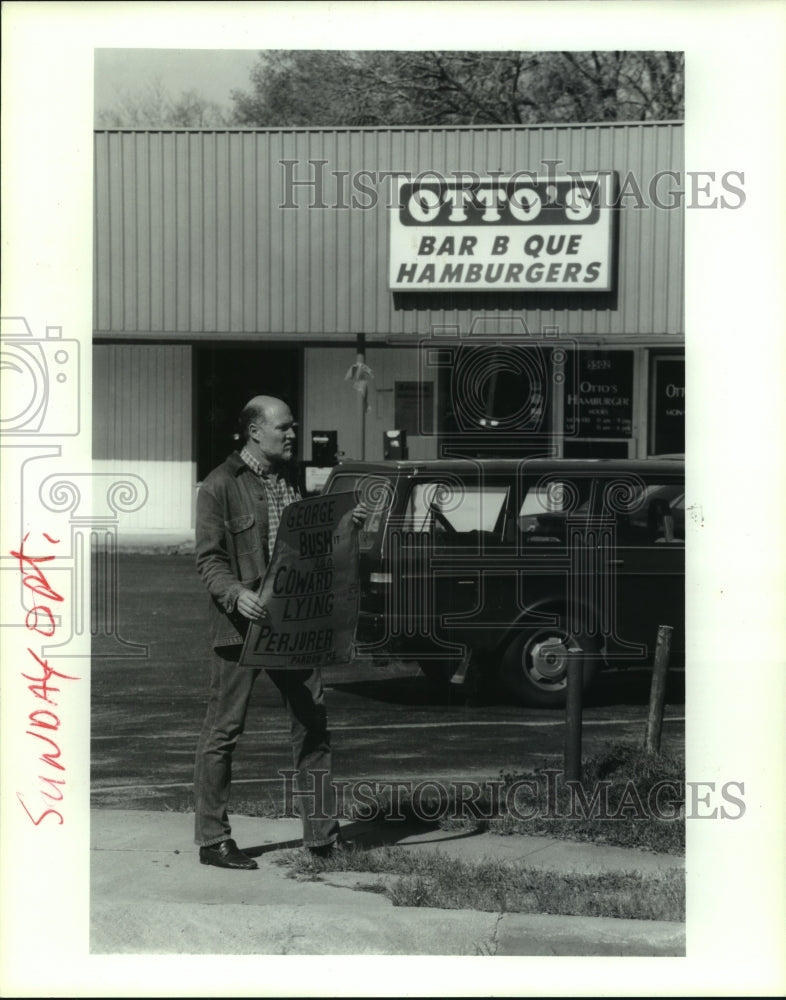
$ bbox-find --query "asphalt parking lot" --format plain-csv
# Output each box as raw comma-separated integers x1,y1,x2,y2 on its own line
91,554,685,811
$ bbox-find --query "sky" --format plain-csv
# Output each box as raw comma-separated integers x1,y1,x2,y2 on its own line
94,48,261,116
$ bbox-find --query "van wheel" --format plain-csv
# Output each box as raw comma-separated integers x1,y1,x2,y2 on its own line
499,626,598,709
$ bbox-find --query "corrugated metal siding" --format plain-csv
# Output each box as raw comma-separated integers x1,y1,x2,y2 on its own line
92,343,195,531
94,124,683,339
92,343,192,460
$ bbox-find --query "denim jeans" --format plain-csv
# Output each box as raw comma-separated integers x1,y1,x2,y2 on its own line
194,646,339,849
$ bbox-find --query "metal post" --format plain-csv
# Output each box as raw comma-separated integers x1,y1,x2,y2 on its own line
645,625,673,754
356,333,366,460
564,645,584,783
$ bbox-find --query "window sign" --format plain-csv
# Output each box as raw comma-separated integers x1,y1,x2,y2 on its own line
564,351,634,439
395,380,434,435
651,357,685,455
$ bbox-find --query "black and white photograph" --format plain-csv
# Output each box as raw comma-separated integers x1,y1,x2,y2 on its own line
1,2,784,997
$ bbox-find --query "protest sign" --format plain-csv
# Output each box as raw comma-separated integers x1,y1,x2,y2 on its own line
239,491,360,669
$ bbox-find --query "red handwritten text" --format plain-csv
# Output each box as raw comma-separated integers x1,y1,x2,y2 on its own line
11,532,80,826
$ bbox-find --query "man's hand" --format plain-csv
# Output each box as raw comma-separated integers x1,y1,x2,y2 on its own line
351,504,368,528
236,589,269,621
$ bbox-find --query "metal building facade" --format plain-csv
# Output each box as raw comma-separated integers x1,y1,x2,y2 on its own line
92,343,194,532
94,124,683,339
93,124,684,539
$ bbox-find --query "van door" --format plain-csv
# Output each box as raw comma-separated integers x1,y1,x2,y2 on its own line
497,470,601,707
597,475,685,665
322,468,400,648
390,475,511,667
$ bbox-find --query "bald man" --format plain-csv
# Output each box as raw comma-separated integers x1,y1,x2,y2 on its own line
193,396,341,869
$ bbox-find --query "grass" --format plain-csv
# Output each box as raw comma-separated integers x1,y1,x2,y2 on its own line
324,742,685,855
160,739,687,920
489,741,685,855
269,742,686,921
278,843,685,922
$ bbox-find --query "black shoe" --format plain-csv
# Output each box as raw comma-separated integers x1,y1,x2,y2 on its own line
199,838,258,870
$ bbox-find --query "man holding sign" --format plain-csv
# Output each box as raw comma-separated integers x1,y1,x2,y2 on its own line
193,395,364,870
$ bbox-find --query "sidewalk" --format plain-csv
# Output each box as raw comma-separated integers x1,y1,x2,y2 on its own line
90,809,685,956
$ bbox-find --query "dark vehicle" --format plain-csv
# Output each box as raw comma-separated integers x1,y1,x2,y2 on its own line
323,458,685,707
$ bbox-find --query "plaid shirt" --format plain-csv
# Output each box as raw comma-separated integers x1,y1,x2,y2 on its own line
239,446,300,557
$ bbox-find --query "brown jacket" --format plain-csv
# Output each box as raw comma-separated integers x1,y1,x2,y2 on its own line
195,452,297,647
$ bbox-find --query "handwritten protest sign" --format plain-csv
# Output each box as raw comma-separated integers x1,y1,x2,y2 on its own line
239,491,360,669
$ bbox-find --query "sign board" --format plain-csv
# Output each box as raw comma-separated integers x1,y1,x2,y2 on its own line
389,173,615,291
564,350,634,439
651,357,685,455
239,492,360,670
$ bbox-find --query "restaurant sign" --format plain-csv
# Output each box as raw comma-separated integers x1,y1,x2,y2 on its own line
390,173,615,292
564,350,634,439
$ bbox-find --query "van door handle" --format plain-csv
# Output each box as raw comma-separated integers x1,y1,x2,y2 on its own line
457,579,476,585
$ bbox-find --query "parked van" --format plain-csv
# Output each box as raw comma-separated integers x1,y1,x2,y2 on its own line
323,458,685,707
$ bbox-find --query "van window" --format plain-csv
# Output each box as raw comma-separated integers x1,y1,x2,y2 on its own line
401,481,508,542
323,472,395,550
517,478,591,545
599,479,685,545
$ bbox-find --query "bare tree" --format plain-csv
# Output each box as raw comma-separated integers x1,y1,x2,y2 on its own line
230,50,684,128
95,50,683,129
96,79,232,128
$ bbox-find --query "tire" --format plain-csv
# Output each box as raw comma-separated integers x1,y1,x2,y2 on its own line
499,620,599,709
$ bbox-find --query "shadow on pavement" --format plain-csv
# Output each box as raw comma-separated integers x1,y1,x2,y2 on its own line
331,666,685,710
583,666,684,708
243,816,487,859
330,673,472,707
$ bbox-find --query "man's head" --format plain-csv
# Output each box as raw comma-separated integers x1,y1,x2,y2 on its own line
239,396,297,470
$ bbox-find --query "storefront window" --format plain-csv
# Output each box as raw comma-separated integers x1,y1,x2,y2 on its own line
395,381,434,436
650,356,685,455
